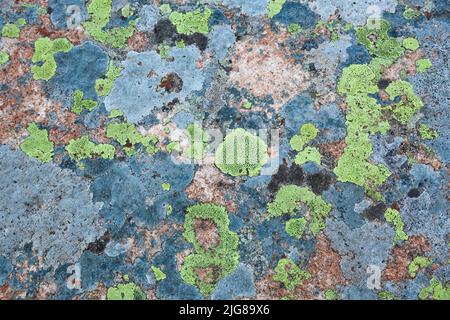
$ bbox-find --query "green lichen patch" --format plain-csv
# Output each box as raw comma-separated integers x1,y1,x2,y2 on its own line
161,182,171,191
294,146,321,165
403,6,421,20
20,123,54,163
0,51,10,66
95,61,123,96
384,208,408,244
107,282,146,300
268,0,286,18
2,22,21,38
185,123,209,160
418,124,438,140
403,37,420,51
106,121,158,156
379,290,397,300
151,266,167,281
267,185,332,236
273,258,310,292
65,136,115,162
287,23,301,35
72,90,98,115
108,108,124,118
215,128,269,177
169,8,212,35
31,37,73,81
416,58,432,73
385,80,424,124
83,0,137,48
356,19,404,65
324,289,338,300
408,256,432,278
181,204,239,296
419,277,450,300
285,218,307,239
289,123,319,152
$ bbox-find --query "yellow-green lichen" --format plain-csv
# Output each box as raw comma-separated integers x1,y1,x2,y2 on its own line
65,136,115,162
0,51,9,66
72,90,98,115
83,0,137,48
416,58,432,73
403,6,421,20
169,8,212,35
418,277,450,300
151,266,167,281
95,61,123,96
384,208,408,244
106,121,158,156
285,218,307,239
107,282,146,300
267,185,332,236
418,124,438,140
403,37,420,51
385,80,424,124
215,128,269,177
268,0,286,18
2,19,25,38
20,123,54,163
181,204,239,296
408,256,432,278
289,123,319,152
31,37,73,81
273,258,310,292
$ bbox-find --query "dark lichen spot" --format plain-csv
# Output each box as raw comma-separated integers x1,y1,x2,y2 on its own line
407,188,422,198
87,232,111,254
268,162,304,192
378,78,391,90
362,203,387,221
159,73,183,93
306,172,335,194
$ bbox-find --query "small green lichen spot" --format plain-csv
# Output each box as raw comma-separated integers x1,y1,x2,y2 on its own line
403,6,421,20
403,37,420,51
418,124,438,140
108,108,124,118
408,256,432,278
324,289,337,300
379,290,396,300
384,208,408,244
96,62,123,96
0,51,9,66
151,266,166,281
72,90,98,115
287,23,301,35
273,258,310,292
169,8,212,35
268,0,286,18
161,182,171,191
385,80,424,124
2,23,20,38
31,37,73,81
107,283,146,300
215,128,269,177
285,218,307,239
416,58,432,73
20,123,54,163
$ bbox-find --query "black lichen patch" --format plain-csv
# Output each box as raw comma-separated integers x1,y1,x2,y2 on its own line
87,232,111,254
407,188,422,198
306,171,335,194
362,203,387,221
153,19,208,51
268,162,304,192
